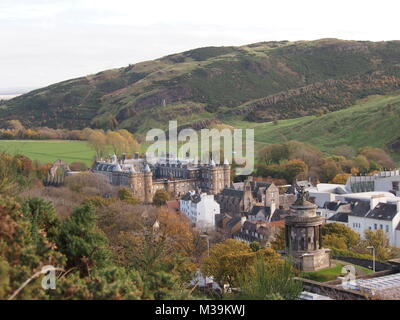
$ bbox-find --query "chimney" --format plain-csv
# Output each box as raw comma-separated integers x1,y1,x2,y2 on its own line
370,194,386,210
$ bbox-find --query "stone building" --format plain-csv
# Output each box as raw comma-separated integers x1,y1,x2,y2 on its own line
92,154,230,203
215,178,281,216
285,187,331,271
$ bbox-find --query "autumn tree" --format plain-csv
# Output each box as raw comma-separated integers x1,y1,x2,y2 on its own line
321,223,360,249
153,190,169,206
118,187,139,205
331,173,351,185
283,159,308,183
319,159,342,182
201,239,281,287
358,147,395,170
235,254,302,300
84,129,108,159
354,154,370,174
363,229,400,261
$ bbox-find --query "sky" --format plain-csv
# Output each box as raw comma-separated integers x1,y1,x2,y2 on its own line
1,0,399,91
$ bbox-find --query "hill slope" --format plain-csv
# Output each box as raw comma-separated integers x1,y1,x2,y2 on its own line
235,94,400,155
2,39,400,133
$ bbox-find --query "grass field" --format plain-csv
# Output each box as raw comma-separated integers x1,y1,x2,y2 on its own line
301,262,374,283
0,140,95,166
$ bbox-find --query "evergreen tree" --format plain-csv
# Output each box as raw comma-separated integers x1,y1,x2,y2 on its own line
57,203,111,275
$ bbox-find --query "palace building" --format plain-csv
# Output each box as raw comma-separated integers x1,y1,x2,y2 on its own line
92,154,231,203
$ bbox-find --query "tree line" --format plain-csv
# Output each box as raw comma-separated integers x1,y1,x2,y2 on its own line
256,141,397,184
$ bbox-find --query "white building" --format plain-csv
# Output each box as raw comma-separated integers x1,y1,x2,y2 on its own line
327,194,400,247
308,183,348,208
179,191,220,231
345,169,400,196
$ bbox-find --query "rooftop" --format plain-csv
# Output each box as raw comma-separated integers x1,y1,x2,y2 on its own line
366,203,398,221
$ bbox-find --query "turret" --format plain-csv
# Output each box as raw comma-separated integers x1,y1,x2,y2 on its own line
128,165,139,198
223,158,231,188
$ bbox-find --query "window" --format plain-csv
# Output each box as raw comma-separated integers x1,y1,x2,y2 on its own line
386,225,389,233
374,224,377,230
380,224,383,230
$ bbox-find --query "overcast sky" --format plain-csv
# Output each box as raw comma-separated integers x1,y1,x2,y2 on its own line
1,0,399,91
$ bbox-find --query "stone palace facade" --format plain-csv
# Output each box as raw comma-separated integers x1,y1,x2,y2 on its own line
92,154,231,203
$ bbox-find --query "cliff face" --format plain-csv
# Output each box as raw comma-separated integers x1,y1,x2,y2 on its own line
2,39,400,132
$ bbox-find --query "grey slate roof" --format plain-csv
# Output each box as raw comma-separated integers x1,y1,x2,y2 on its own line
349,201,370,217
226,216,242,229
181,192,202,203
327,212,349,223
248,205,271,219
221,188,244,198
366,203,398,221
323,201,341,211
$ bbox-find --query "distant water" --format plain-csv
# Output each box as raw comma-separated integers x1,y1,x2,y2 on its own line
0,94,20,100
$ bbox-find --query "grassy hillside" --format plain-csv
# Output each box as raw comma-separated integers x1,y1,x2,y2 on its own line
1,95,399,166
2,39,400,134
0,140,95,166
232,94,400,156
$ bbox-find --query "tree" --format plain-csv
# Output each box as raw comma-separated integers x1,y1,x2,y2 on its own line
250,241,262,252
283,159,308,183
106,130,126,156
117,129,141,155
358,147,395,170
57,203,111,275
321,223,360,249
0,153,21,195
331,173,351,185
49,266,144,300
0,196,65,299
153,190,169,206
84,129,108,159
319,159,342,182
260,143,290,164
7,119,24,132
363,229,400,261
118,187,139,205
201,239,281,287
323,234,347,250
235,254,302,300
354,155,370,174
271,227,285,251
201,239,252,287
22,197,61,244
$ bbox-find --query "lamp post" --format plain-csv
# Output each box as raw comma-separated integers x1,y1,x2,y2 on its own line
367,246,375,272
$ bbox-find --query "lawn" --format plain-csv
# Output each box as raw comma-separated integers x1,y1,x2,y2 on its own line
301,263,346,282
0,140,95,166
301,262,374,283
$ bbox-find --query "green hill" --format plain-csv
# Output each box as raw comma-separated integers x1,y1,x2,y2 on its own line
233,94,400,156
2,39,400,134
